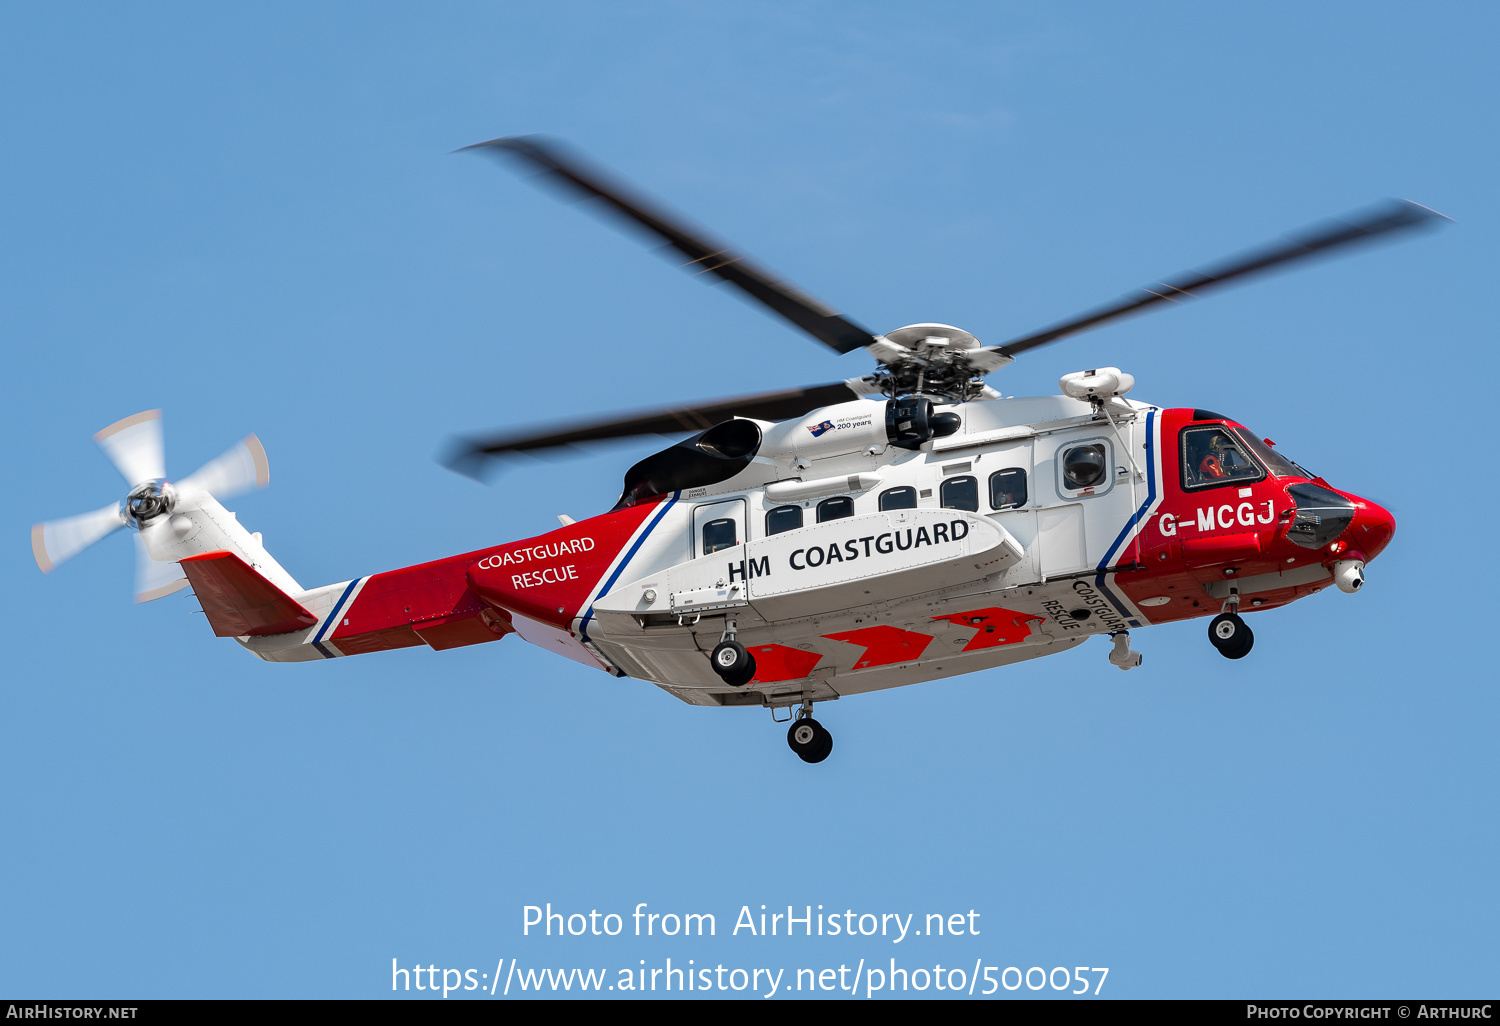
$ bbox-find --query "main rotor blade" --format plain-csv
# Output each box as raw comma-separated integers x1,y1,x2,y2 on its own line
461,135,878,356
996,199,1450,358
31,503,125,572
94,409,165,487
445,380,869,479
175,435,269,505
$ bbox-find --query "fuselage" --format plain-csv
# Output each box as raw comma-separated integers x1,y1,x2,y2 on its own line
243,394,1393,712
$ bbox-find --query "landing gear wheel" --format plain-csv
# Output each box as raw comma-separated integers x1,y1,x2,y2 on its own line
1208,613,1254,660
710,640,755,686
787,717,833,763
721,662,755,687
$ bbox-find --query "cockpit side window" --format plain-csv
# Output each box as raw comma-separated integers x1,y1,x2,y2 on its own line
766,505,803,536
1180,425,1265,490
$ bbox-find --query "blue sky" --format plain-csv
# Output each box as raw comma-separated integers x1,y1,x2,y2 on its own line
2,2,1495,999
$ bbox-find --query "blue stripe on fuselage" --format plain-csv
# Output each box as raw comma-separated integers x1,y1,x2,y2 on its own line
1094,409,1158,628
312,577,362,644
578,491,681,646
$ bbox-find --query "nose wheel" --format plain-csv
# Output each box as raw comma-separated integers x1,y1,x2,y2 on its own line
1208,612,1254,659
787,714,833,764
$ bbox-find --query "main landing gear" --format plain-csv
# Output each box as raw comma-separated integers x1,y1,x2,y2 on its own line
709,620,756,687
1209,613,1253,658
787,702,833,764
713,627,833,764
1208,587,1254,659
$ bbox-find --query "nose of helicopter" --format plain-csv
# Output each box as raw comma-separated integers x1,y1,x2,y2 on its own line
1346,493,1396,560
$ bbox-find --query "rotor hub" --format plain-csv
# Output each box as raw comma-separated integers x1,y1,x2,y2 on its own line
866,323,1008,403
124,480,175,526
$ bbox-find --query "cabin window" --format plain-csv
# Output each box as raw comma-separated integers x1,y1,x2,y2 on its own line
1055,438,1115,498
701,518,738,555
940,476,979,512
989,468,1028,509
691,498,746,560
879,486,917,510
1062,444,1107,490
765,504,803,536
816,496,854,522
1180,426,1264,491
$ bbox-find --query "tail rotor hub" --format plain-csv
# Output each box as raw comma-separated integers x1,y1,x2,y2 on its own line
30,408,267,600
124,480,175,526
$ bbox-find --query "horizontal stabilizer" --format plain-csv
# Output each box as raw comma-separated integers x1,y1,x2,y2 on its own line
180,550,318,637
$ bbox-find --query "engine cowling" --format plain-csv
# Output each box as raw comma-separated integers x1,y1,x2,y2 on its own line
615,419,763,508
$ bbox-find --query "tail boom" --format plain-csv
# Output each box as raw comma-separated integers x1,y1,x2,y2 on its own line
240,547,516,662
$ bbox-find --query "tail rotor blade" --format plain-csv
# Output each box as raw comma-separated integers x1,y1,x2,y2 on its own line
31,504,126,572
94,410,166,487
175,435,270,503
134,527,188,603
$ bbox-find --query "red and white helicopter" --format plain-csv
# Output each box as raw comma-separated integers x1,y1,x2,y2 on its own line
32,138,1448,762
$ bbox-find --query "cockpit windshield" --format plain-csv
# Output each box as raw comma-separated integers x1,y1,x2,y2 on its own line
1181,420,1310,490
1235,430,1306,479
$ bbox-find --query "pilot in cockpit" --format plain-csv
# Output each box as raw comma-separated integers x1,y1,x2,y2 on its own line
1186,428,1258,485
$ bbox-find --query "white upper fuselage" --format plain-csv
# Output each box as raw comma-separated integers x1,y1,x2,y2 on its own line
576,394,1160,707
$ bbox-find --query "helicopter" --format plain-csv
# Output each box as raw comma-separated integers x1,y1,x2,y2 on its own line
31,137,1447,763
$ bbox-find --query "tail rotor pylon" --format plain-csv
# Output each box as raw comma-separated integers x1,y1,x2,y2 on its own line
31,410,270,602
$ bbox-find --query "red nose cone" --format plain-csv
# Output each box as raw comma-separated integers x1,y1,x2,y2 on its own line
1350,496,1396,561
